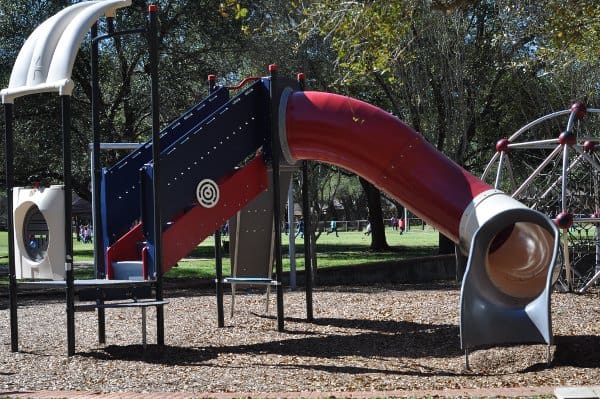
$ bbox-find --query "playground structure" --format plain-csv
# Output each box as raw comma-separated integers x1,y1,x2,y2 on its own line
2,0,560,365
482,104,600,293
12,185,65,280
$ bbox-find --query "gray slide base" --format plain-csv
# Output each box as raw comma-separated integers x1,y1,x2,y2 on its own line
460,208,559,350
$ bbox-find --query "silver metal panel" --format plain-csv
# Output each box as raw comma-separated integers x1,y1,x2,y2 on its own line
229,170,293,283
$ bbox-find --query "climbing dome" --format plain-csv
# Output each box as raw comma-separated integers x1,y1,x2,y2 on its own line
482,103,600,292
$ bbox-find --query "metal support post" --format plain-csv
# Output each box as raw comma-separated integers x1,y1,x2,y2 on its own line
207,74,225,327
61,95,75,356
579,269,600,293
148,4,165,345
215,229,224,327
297,73,313,321
302,161,314,321
142,307,147,350
582,223,600,292
90,22,106,344
563,230,572,292
287,181,296,290
269,64,285,332
560,141,570,298
4,103,19,352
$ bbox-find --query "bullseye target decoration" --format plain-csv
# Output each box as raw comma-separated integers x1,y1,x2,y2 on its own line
196,179,220,208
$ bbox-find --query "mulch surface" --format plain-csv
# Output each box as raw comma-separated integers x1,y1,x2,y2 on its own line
0,282,598,398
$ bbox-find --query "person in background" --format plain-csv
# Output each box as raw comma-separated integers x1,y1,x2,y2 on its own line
295,218,304,238
82,225,91,243
327,219,339,237
222,221,229,236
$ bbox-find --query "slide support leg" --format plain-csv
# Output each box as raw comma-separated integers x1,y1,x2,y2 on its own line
5,103,19,352
268,65,285,332
215,229,225,327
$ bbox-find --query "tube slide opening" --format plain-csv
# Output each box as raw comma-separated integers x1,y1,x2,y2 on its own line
459,190,558,302
485,221,555,300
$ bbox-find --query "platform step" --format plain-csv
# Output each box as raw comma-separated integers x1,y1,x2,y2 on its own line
112,261,144,281
222,277,279,285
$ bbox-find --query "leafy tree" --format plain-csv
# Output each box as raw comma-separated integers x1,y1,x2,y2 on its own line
538,0,600,63
297,0,600,252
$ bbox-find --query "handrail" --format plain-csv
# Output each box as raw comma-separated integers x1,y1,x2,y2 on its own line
226,76,261,90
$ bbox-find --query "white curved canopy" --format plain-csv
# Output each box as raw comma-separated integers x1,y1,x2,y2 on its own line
1,0,131,104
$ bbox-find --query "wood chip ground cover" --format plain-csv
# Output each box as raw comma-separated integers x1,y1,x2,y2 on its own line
0,283,598,394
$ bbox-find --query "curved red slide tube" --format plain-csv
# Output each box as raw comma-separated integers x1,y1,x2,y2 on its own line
283,91,490,242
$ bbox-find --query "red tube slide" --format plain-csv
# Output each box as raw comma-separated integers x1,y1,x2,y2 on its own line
282,91,490,242
282,91,557,301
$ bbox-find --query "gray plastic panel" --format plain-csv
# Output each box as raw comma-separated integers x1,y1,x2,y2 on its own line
228,170,293,284
112,261,144,281
460,208,559,349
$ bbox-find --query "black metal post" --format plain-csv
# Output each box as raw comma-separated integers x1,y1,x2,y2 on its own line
268,65,285,331
5,103,18,351
208,74,225,327
297,73,314,321
90,22,106,344
148,4,165,345
61,95,75,356
215,228,224,327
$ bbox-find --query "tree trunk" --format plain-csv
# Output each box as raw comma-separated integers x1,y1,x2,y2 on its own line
359,177,389,251
395,203,405,219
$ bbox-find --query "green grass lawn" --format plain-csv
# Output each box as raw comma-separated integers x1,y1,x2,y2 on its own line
0,226,440,280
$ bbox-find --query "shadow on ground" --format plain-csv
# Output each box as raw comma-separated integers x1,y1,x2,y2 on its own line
79,322,600,377
82,318,462,369
80,345,219,365
553,334,600,368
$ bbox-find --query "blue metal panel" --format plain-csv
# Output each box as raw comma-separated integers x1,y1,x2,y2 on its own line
160,81,270,218
141,80,271,275
101,87,230,247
